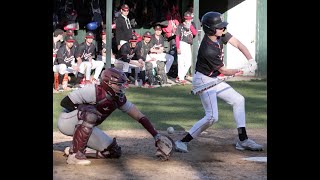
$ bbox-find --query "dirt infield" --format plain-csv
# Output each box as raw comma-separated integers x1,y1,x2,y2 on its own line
53,128,267,180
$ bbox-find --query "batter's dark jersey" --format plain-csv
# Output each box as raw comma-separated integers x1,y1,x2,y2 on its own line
75,42,96,62
195,32,233,77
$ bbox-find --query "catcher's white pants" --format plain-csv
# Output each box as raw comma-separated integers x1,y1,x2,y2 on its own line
177,41,192,80
146,53,174,73
57,109,113,151
79,59,104,80
188,71,246,138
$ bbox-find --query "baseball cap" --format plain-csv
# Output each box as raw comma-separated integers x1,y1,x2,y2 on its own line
154,25,162,31
85,32,95,39
66,29,74,35
53,29,64,37
143,31,152,38
184,11,193,20
65,35,75,42
121,4,129,11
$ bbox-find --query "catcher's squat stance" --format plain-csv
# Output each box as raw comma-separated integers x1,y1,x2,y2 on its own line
57,68,173,165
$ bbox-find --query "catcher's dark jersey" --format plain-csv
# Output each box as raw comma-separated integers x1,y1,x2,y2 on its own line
75,42,96,62
55,44,76,67
195,32,233,77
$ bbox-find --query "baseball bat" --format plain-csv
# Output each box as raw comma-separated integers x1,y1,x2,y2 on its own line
191,75,235,95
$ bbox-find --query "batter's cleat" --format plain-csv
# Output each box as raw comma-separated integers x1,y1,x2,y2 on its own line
67,152,91,165
175,140,188,153
235,138,264,151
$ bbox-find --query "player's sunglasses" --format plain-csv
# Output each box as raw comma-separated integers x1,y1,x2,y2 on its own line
122,9,129,12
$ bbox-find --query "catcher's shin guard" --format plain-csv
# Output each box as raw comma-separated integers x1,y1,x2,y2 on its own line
72,124,93,157
72,107,100,159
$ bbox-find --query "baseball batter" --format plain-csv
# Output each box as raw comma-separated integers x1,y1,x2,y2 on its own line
175,12,263,152
57,68,170,165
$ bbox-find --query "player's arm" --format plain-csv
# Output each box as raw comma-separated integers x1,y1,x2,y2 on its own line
227,36,253,60
75,45,84,66
227,35,257,72
218,66,242,76
55,46,65,65
120,101,158,137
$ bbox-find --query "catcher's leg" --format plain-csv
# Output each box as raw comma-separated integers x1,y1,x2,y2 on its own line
58,110,121,159
66,109,102,165
64,128,122,159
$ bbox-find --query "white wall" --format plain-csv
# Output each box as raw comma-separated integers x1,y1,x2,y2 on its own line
224,0,256,74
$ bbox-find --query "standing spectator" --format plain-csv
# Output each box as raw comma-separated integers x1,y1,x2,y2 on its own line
174,12,262,153
115,4,133,50
53,35,78,91
175,11,197,84
74,32,104,87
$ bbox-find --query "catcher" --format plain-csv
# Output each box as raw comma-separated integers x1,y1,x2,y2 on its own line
57,67,173,165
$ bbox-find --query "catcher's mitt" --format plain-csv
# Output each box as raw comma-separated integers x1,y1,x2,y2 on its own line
155,134,175,161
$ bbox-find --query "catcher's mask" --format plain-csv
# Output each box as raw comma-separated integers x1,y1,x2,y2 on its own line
100,68,128,98
201,11,228,36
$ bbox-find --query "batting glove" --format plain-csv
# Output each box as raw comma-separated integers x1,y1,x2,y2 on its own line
248,59,257,72
240,66,251,76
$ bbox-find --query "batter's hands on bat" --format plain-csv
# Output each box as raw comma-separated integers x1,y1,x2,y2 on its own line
235,69,243,76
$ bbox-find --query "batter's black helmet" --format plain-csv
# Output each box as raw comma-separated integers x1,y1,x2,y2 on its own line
201,12,228,35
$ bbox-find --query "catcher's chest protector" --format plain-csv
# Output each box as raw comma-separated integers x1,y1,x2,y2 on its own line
95,85,125,122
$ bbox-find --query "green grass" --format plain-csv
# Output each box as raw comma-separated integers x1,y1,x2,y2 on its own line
53,80,267,131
